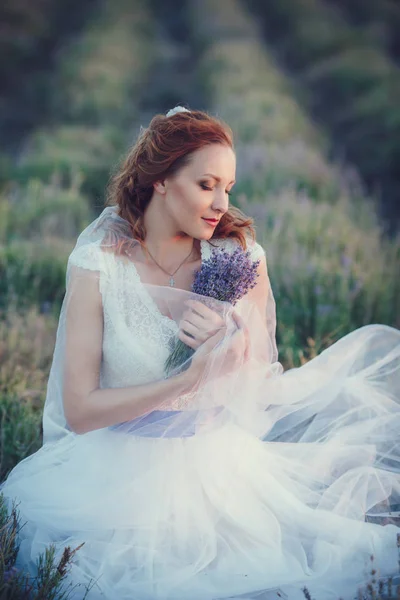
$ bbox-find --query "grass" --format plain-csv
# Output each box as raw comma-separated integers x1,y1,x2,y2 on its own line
0,0,399,596
0,307,57,481
7,0,155,203
243,0,400,229
0,493,93,599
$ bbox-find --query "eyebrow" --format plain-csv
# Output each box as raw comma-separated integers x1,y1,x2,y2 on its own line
202,173,236,185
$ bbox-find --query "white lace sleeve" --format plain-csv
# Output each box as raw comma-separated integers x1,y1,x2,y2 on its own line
67,241,108,274
66,241,111,302
246,238,266,262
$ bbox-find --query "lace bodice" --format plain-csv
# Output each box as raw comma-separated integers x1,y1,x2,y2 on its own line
68,236,266,400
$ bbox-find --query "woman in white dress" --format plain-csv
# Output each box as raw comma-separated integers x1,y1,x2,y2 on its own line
1,106,399,600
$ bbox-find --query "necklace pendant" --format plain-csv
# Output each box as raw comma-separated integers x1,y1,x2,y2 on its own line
169,277,175,287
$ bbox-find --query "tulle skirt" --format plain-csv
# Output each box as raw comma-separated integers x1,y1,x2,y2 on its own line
1,324,400,600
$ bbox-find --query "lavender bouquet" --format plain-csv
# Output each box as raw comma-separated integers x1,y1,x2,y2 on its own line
164,246,261,376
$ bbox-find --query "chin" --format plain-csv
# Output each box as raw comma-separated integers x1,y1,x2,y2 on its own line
197,230,216,241
186,221,218,240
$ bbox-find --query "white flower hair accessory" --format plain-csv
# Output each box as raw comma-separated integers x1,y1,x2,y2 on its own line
166,106,191,118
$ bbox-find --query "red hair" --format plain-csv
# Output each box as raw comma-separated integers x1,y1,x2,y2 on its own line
105,108,255,253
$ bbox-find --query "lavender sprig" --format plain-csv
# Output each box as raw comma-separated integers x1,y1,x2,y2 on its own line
164,246,261,376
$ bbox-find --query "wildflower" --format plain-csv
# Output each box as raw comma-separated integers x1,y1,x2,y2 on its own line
317,304,334,317
3,566,19,583
164,246,260,375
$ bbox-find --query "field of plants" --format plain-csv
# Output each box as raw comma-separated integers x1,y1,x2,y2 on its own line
0,0,399,597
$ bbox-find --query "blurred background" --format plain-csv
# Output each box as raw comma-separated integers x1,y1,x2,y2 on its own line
0,0,400,478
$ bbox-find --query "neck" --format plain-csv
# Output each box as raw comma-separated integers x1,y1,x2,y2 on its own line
142,197,200,270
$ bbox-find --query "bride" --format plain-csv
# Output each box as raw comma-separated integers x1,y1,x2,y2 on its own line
1,106,399,600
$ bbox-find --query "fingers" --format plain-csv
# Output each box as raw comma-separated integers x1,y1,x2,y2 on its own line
185,300,223,323
179,301,224,346
185,304,224,331
178,328,200,349
190,309,251,377
181,311,219,333
183,300,224,327
179,320,207,344
180,304,251,369
202,326,226,352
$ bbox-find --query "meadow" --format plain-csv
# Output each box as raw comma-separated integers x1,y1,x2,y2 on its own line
0,0,399,597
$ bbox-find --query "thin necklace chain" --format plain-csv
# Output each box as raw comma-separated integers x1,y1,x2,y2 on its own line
144,243,195,287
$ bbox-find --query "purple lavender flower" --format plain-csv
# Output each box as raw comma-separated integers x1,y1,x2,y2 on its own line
341,254,352,270
3,566,19,583
317,304,334,316
164,246,260,376
314,285,323,296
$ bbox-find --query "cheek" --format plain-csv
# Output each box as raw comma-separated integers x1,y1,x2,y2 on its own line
173,187,209,219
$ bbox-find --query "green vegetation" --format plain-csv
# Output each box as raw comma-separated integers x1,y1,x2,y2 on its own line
1,0,399,596
0,308,57,481
0,494,92,598
0,179,89,311
244,0,400,230
0,0,97,148
324,0,400,62
10,0,155,204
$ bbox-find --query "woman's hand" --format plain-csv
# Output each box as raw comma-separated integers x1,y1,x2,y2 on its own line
187,309,251,381
178,300,226,350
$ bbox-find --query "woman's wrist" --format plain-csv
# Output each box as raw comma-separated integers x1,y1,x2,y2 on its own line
174,364,200,395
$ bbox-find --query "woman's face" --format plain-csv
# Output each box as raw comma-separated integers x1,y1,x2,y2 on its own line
155,143,236,240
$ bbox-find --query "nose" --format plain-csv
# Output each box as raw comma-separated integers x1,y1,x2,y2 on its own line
211,190,230,215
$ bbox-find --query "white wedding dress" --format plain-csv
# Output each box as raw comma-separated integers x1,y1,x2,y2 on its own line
1,206,399,600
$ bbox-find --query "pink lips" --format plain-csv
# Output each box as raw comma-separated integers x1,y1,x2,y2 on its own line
203,218,219,226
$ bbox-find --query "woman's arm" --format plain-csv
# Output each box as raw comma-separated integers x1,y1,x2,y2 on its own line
62,267,196,435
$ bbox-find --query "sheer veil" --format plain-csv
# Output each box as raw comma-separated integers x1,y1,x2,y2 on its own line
42,205,400,522
6,204,400,599
42,205,281,443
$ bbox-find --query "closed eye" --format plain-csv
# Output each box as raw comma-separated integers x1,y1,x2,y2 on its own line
199,182,233,196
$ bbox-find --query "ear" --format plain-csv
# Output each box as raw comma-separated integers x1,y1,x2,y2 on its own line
153,179,167,194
